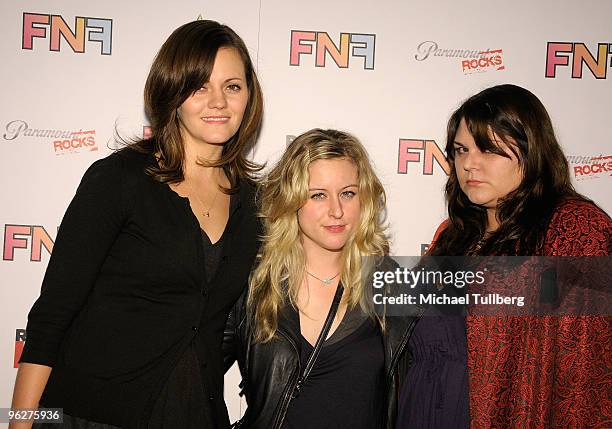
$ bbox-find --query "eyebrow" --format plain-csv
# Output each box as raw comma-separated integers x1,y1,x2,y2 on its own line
453,141,466,147
308,184,358,191
203,77,244,85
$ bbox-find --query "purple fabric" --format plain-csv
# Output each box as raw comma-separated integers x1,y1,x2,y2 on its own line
396,312,469,429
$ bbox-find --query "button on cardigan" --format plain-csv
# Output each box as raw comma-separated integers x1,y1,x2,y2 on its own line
20,149,261,428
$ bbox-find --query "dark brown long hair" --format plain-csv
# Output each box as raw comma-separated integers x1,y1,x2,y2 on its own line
430,84,582,256
131,20,263,191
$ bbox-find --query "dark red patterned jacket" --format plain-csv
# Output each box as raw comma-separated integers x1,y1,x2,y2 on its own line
466,199,611,428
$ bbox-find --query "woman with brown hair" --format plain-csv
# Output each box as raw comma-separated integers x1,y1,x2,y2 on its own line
398,84,610,428
11,20,263,429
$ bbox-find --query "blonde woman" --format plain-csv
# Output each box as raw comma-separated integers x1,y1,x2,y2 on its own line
224,129,422,429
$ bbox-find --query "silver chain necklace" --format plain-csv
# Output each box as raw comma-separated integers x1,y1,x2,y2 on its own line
306,270,340,285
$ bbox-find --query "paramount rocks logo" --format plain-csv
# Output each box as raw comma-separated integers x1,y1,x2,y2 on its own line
461,49,505,74
568,154,612,180
3,120,98,155
414,41,505,75
414,41,487,61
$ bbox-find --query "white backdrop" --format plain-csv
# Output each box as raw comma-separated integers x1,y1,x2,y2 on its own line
1,0,610,424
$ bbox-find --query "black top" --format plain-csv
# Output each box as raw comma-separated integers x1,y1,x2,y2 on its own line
201,227,227,283
149,204,237,429
224,256,424,429
396,310,469,429
58,228,233,428
20,149,261,429
283,309,385,429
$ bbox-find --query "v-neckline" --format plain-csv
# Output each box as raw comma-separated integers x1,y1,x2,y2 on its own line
150,153,239,244
298,303,348,348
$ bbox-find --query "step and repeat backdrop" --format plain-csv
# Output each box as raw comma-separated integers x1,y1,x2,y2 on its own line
1,0,610,424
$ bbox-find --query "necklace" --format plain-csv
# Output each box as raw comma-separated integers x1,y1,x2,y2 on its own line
306,270,340,285
470,233,490,255
188,180,219,218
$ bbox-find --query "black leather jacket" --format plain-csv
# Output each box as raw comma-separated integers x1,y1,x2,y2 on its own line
223,261,424,429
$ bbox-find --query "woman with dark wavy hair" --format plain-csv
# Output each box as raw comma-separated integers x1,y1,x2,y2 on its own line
11,20,263,429
398,84,610,428
433,84,597,256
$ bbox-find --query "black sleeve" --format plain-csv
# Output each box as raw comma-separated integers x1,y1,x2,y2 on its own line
20,154,128,366
222,289,247,374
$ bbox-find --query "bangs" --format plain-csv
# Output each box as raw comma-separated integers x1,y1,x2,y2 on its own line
181,45,217,95
178,38,222,98
462,101,524,161
175,27,244,100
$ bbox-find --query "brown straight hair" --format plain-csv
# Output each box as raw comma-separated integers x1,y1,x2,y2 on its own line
430,84,583,256
131,20,263,192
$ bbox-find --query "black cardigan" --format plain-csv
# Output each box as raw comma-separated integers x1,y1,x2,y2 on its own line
20,149,261,428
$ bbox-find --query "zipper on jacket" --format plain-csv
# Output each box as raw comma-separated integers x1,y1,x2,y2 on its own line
382,309,425,428
272,328,301,429
386,308,425,381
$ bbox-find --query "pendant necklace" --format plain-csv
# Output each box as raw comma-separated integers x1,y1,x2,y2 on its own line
189,180,219,218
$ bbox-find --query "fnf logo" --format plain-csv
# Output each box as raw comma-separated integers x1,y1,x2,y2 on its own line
22,13,112,55
546,42,611,79
398,139,450,176
15,329,26,368
290,31,375,69
3,225,55,262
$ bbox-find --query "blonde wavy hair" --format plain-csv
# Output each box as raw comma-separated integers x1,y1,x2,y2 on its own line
248,129,389,342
